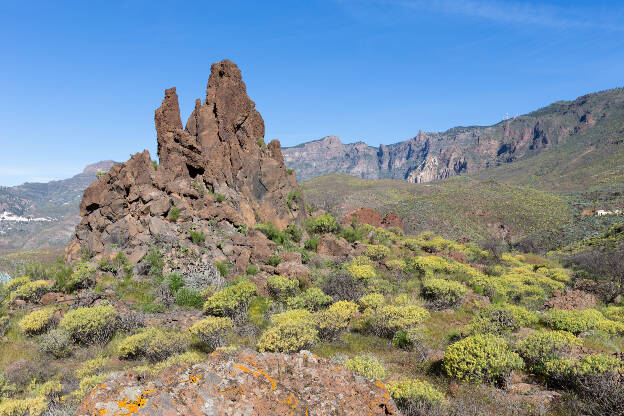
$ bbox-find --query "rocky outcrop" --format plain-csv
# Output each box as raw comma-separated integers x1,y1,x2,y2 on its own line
76,350,399,416
282,88,624,183
343,207,404,232
66,60,305,273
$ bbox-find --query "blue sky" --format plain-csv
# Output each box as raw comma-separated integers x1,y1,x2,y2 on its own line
1,0,623,185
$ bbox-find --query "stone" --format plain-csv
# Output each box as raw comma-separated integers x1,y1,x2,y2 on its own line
76,350,399,416
317,235,353,257
343,207,404,232
275,262,310,279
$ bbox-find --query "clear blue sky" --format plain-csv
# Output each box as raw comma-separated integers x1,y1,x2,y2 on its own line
1,0,623,185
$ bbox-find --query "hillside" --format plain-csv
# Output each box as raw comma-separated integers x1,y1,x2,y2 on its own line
0,161,115,252
284,88,624,191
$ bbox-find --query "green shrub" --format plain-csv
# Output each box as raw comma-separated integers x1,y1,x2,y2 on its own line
517,330,580,374
0,396,47,416
285,224,302,242
0,374,16,399
246,264,259,276
421,278,468,309
203,280,257,320
75,355,109,379
304,237,319,251
190,230,206,245
345,355,386,380
144,247,165,281
255,222,289,244
167,205,180,221
5,276,31,293
347,264,376,281
0,316,9,338
55,261,94,293
306,213,339,234
267,275,299,300
166,272,185,293
469,304,538,335
267,254,281,267
359,293,385,310
364,245,390,260
363,304,430,337
341,224,367,243
543,308,604,334
189,316,233,350
38,328,72,358
595,319,624,335
270,309,312,325
286,287,333,311
9,280,50,303
286,190,302,210
603,306,624,322
174,287,204,309
313,300,358,340
18,308,56,335
443,334,523,384
118,327,189,362
256,320,318,353
286,168,294,175
545,354,624,387
392,328,430,361
386,379,445,412
214,260,231,277
59,304,118,345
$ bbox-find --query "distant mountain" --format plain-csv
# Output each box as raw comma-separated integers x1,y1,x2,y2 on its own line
283,88,624,192
0,161,116,251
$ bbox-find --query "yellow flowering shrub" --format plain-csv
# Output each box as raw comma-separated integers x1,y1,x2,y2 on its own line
348,264,376,281
4,276,31,293
0,396,47,416
443,334,523,383
516,330,580,374
595,319,624,335
345,355,386,380
543,308,604,334
18,308,56,335
364,244,391,260
203,280,257,319
75,355,109,379
385,259,406,271
363,304,430,337
604,306,624,322
286,287,333,311
256,320,318,353
270,309,312,325
313,300,358,340
421,278,468,309
266,275,299,300
59,304,118,344
9,280,50,303
386,379,445,408
188,316,234,349
358,293,385,310
118,327,189,362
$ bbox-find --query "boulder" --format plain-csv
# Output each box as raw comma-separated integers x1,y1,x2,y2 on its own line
317,235,353,257
343,207,404,232
76,350,399,416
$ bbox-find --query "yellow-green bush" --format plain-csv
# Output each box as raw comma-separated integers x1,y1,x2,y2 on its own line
33,379,62,399
543,308,604,334
266,275,299,300
63,261,95,292
270,309,312,325
421,278,468,309
59,304,118,344
603,306,624,323
408,256,453,278
203,280,257,319
350,255,375,267
75,355,109,379
256,320,318,353
38,328,72,358
385,259,406,272
365,278,394,295
18,308,56,335
595,319,624,335
545,354,623,386
443,334,523,383
69,373,107,402
9,280,50,303
386,379,445,409
189,316,233,349
468,304,538,335
305,213,339,234
118,327,189,362
4,276,30,293
314,300,358,340
516,330,580,374
345,355,386,380
364,244,390,260
347,264,376,281
0,396,47,416
135,350,207,374
286,287,333,311
358,293,385,310
363,304,429,337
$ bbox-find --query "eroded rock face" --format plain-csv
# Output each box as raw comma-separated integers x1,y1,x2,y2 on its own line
76,350,399,416
66,60,305,273
343,207,404,232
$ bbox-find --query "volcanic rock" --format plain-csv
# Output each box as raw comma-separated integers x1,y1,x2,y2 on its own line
343,207,404,232
76,350,399,416
66,60,305,279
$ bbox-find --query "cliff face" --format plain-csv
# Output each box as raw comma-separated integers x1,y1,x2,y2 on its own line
283,88,624,183
66,60,305,268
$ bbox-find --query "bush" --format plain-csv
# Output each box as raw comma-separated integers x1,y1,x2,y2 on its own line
286,287,333,311
166,273,185,293
545,354,623,389
255,222,289,245
18,308,56,335
174,287,204,309
345,355,386,380
256,320,318,353
341,224,367,243
469,304,538,335
267,254,281,267
118,327,189,362
267,275,299,300
168,205,180,221
392,328,430,362
144,247,165,281
214,260,231,277
321,271,363,302
58,262,94,292
347,264,376,281
189,316,233,350
286,224,303,242
4,276,31,293
0,397,47,416
595,319,624,335
38,329,72,358
0,316,9,338
59,304,118,345
363,305,430,337
421,279,468,309
603,306,624,322
517,330,580,374
443,334,523,384
304,237,319,252
246,264,259,276
359,293,385,310
364,245,390,260
270,309,312,325
543,308,604,334
9,280,50,303
190,230,206,245
306,213,339,234
386,379,445,414
203,280,257,321
313,301,358,340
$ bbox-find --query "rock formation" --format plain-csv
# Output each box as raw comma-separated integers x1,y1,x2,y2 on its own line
76,350,399,416
66,60,305,278
343,207,404,232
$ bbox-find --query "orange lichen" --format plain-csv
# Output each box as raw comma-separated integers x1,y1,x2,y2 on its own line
234,363,278,391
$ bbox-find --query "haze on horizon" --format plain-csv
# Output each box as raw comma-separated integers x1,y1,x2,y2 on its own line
1,0,624,186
